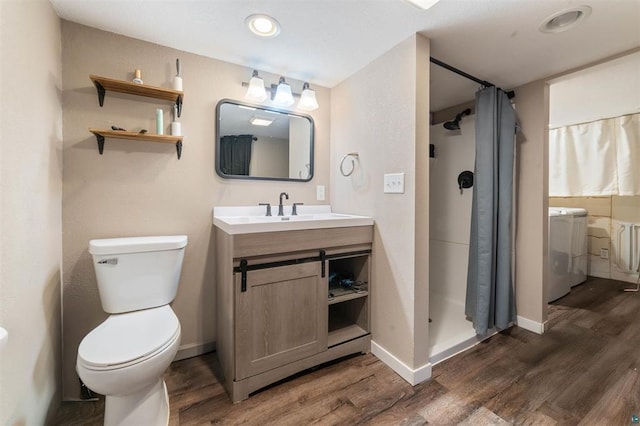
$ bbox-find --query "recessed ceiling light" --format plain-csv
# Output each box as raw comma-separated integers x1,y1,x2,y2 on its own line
405,0,441,10
245,14,281,38
540,6,591,33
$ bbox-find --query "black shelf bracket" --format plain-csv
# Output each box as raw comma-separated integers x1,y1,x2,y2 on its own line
94,134,105,154
176,140,183,160
93,81,106,107
176,95,183,118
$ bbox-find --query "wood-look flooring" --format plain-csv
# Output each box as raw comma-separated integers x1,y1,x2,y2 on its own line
55,276,640,425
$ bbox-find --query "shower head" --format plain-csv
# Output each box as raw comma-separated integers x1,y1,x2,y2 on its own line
443,108,472,131
443,119,460,130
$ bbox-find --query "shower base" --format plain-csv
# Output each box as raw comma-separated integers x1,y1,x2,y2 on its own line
428,293,496,365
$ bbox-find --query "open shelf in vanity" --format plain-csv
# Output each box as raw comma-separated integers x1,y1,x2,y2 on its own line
327,253,370,347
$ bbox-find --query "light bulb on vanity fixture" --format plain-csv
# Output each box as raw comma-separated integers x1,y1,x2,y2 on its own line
298,82,318,111
241,71,321,110
273,77,295,107
244,70,267,102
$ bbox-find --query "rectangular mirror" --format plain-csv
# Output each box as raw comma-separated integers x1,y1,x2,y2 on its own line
215,99,314,181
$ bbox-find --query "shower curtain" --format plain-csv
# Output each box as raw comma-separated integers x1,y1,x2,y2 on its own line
220,134,254,175
465,86,517,335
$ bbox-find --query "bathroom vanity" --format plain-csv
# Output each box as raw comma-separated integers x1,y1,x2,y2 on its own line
213,206,373,402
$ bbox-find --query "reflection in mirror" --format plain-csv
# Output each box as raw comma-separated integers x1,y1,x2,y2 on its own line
216,99,314,181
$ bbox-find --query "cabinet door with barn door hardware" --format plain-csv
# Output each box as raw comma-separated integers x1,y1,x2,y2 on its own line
234,261,327,380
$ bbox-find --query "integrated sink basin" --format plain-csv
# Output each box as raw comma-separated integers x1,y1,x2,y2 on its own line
213,205,373,234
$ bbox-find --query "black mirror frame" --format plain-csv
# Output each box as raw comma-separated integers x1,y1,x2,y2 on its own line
215,98,315,182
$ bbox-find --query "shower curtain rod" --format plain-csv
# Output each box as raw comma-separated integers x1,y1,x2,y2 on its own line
430,57,515,99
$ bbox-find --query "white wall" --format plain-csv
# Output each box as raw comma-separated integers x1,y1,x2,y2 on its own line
250,137,289,177
0,1,63,424
429,118,475,303
549,51,640,128
331,34,431,383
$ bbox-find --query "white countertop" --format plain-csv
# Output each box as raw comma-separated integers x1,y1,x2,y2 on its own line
213,205,373,234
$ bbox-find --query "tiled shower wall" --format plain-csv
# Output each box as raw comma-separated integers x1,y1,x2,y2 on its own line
549,196,640,284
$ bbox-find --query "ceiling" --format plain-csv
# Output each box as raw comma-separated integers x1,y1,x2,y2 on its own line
50,0,640,111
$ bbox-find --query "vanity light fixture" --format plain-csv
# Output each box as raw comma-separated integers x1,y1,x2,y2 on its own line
244,70,267,102
242,71,321,110
273,77,295,107
249,116,273,126
298,82,319,111
245,14,281,38
540,5,591,33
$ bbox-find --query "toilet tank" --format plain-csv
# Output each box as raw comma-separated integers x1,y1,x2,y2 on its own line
89,236,188,314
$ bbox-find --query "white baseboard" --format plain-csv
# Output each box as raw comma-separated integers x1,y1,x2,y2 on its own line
175,341,216,361
371,341,432,386
516,315,545,334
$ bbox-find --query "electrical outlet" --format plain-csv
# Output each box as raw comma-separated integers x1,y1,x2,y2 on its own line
316,185,325,201
600,248,609,259
384,173,405,194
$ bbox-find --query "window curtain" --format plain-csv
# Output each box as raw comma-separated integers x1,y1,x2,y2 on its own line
465,86,517,336
616,114,640,195
220,135,254,176
549,113,640,196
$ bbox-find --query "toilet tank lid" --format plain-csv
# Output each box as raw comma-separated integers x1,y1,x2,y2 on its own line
89,235,187,255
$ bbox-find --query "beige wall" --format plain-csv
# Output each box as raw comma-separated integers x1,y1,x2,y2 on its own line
61,22,331,399
330,34,431,373
0,1,63,423
512,80,549,326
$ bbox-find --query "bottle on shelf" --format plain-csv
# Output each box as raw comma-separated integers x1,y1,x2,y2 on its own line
156,109,164,135
132,69,143,84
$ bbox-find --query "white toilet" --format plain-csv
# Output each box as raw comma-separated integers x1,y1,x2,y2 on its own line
76,235,187,426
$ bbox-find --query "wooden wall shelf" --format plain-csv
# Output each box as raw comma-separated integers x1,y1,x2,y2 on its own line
89,74,183,117
89,129,183,159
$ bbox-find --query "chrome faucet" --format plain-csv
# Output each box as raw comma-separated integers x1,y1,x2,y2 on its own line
278,192,289,216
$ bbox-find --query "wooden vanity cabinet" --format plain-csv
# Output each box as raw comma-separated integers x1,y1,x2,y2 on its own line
215,225,372,402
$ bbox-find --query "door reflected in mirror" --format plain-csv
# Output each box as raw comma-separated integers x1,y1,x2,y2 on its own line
215,99,314,181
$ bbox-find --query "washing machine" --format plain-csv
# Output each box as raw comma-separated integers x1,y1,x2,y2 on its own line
548,207,588,302
562,207,588,287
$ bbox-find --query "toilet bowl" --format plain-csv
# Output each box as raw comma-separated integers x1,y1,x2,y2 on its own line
77,235,187,426
77,306,181,425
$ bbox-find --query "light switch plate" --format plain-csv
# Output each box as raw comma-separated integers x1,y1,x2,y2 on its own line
384,173,405,194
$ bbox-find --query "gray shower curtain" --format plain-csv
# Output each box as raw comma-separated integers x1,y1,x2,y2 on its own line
465,86,517,335
220,135,253,175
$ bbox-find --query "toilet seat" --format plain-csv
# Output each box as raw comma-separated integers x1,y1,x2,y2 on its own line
78,305,180,371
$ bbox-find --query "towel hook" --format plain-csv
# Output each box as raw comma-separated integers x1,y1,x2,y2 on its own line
340,152,359,177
